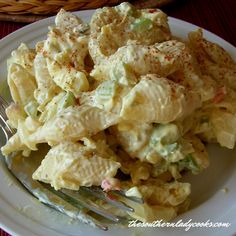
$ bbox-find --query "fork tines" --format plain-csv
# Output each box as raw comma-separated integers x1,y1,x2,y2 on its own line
0,95,144,230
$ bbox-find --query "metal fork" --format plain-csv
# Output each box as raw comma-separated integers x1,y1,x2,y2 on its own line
0,95,143,231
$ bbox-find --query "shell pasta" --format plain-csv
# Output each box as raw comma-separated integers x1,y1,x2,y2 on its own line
1,2,236,223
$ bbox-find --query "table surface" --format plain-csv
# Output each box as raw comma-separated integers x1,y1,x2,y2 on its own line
0,0,235,235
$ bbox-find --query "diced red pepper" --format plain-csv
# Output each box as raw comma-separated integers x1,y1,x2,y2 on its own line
101,178,121,192
213,86,226,104
106,193,117,200
148,9,157,13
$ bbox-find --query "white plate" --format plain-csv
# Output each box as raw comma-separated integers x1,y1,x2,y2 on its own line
0,10,236,236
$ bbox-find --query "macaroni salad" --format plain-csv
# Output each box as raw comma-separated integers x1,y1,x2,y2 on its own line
1,2,236,223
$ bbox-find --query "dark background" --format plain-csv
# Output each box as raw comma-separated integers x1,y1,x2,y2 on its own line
0,0,235,45
163,0,236,45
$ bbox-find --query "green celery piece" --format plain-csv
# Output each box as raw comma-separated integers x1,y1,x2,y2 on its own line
131,18,153,32
166,142,179,154
156,142,179,157
59,91,76,111
24,100,38,118
179,154,200,173
96,81,117,98
111,62,136,86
